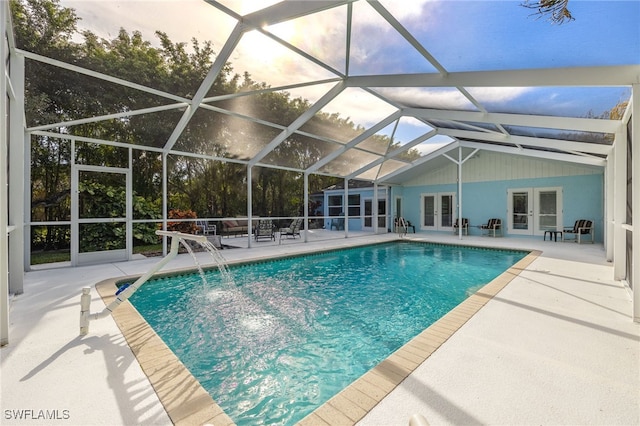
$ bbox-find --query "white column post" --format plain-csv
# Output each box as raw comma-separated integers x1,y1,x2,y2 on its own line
162,152,168,256
9,54,24,293
1,0,10,346
373,182,378,234
126,147,132,261
632,84,639,322
247,166,252,248
604,151,614,262
613,124,627,281
303,172,309,242
458,146,463,240
343,178,349,237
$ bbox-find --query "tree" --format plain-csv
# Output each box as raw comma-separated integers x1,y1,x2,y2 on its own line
521,0,574,24
14,0,411,255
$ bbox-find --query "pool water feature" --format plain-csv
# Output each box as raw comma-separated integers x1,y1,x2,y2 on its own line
129,242,526,425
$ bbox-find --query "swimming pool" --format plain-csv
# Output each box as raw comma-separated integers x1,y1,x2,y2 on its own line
129,241,527,425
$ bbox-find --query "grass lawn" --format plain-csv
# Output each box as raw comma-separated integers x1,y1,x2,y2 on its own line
31,244,164,265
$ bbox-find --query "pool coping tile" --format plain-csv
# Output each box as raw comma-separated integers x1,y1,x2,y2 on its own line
95,246,540,426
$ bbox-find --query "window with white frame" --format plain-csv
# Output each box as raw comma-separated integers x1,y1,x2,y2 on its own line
328,195,343,217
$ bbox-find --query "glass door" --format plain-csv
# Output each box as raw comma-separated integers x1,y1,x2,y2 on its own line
508,187,562,235
377,199,387,231
440,193,454,229
422,194,436,230
534,188,562,233
508,188,533,235
421,192,455,231
72,166,130,266
363,198,373,230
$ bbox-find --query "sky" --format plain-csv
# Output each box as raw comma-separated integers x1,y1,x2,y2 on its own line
60,0,639,150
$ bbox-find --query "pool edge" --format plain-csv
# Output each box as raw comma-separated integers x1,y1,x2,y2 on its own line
297,249,541,425
95,247,541,426
95,279,235,426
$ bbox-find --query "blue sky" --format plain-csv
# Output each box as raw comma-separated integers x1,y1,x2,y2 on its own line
60,0,638,146
401,0,640,71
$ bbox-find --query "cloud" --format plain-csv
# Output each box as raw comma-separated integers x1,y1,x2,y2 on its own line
63,0,235,49
466,87,533,104
58,1,531,133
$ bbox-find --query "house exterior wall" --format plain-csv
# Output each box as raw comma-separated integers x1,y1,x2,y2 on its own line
323,188,388,231
392,152,604,241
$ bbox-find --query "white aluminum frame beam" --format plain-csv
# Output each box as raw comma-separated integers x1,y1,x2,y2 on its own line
380,140,460,183
632,86,639,323
163,22,245,153
459,140,606,167
366,1,447,75
1,0,10,346
18,49,189,104
249,81,347,166
405,108,621,134
9,53,24,295
307,110,402,174
347,129,437,180
439,128,612,157
347,65,640,87
242,1,353,28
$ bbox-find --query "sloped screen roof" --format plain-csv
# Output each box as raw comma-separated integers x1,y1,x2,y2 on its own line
29,0,640,182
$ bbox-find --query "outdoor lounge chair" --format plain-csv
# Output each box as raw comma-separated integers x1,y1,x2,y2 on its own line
453,218,469,235
562,219,594,244
254,219,275,241
196,220,216,235
280,217,303,240
480,218,502,237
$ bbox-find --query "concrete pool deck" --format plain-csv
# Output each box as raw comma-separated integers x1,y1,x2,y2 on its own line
1,231,638,425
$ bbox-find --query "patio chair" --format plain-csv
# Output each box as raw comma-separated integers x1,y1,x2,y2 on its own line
562,219,594,244
480,218,502,237
394,217,415,234
453,218,469,235
330,212,345,230
280,217,303,240
254,219,275,241
196,220,216,235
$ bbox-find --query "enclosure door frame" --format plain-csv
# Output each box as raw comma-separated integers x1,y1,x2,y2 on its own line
71,165,131,266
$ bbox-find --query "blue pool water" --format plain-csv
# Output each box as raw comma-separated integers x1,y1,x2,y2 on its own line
130,242,526,425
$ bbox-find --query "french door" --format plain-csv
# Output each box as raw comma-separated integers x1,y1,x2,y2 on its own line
421,192,455,231
362,198,387,231
507,187,562,235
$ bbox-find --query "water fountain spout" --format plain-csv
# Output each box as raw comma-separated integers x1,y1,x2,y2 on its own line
79,230,210,335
